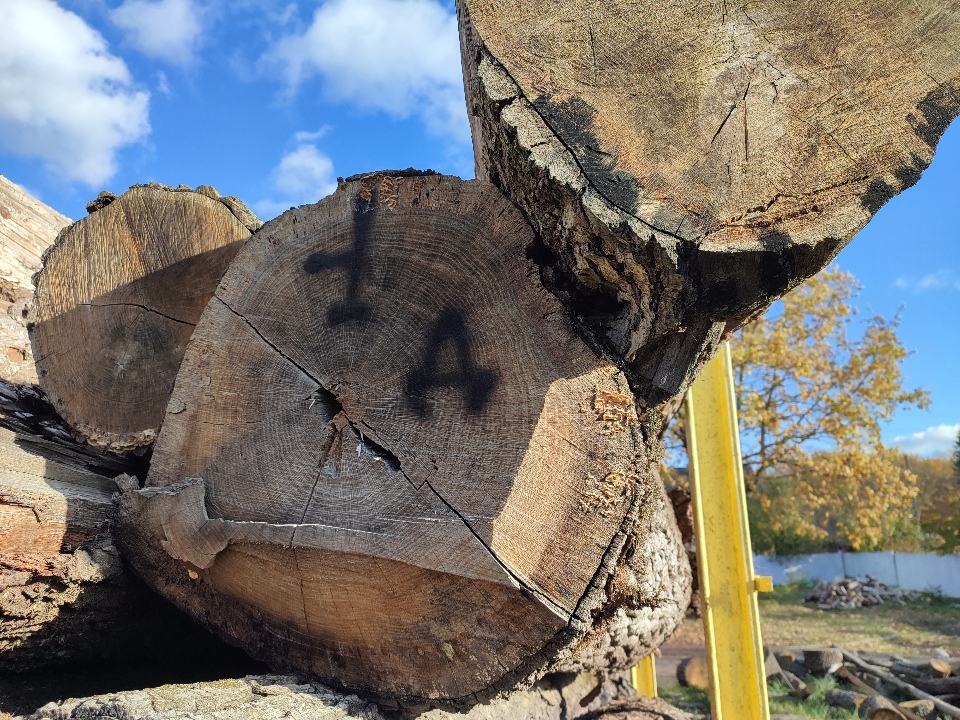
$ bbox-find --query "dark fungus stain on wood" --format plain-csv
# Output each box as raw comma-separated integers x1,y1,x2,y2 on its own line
892,154,929,191
532,94,642,216
909,81,960,148
696,231,843,318
405,305,499,417
861,178,896,215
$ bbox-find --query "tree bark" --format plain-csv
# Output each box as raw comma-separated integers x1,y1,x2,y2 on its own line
30,183,259,453
13,671,698,720
458,0,960,404
0,174,70,386
115,172,691,709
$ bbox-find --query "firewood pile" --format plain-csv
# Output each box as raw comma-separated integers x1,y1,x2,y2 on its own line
768,646,960,720
804,576,921,610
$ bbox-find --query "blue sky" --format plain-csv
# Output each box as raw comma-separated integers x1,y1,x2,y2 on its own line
1,0,957,455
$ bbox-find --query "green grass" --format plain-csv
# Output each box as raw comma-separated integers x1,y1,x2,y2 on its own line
663,675,875,719
756,581,960,656
669,582,960,656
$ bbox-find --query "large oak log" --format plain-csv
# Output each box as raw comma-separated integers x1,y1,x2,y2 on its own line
116,172,691,708
458,0,960,402
30,184,260,453
0,174,70,385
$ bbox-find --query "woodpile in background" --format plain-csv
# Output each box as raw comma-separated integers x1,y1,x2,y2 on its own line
779,646,960,720
804,577,921,610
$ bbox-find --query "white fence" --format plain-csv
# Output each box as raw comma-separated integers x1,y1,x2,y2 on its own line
753,552,960,598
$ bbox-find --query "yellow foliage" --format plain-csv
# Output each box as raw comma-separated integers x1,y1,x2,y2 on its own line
669,267,934,552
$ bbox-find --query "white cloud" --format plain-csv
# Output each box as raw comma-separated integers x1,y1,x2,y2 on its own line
293,127,330,144
254,142,338,220
111,0,204,66
0,0,150,185
894,270,960,292
894,423,960,457
260,0,469,141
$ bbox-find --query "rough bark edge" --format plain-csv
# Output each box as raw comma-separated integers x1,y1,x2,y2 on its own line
82,183,263,233
0,379,143,479
457,1,858,401
13,671,662,720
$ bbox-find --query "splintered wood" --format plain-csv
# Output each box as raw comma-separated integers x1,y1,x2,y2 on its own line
117,174,676,705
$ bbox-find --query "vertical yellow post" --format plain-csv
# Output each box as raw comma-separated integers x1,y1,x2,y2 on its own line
685,343,770,720
631,654,657,697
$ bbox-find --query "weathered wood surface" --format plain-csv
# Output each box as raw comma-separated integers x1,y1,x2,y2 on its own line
579,698,692,720
116,172,690,707
0,175,70,386
14,671,689,720
0,379,267,683
458,0,960,403
30,183,260,453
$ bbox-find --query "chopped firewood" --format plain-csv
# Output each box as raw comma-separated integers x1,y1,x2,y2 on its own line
834,666,926,720
825,688,867,711
804,576,920,609
899,700,937,720
677,655,710,690
911,675,960,695
841,649,960,720
858,695,907,720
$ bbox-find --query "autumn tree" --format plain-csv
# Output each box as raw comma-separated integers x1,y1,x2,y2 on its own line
667,267,930,552
954,428,960,477
900,454,960,553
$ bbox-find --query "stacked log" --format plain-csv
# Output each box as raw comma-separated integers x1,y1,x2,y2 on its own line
805,577,921,610
30,183,258,453
14,672,664,720
0,174,70,385
4,0,960,715
114,173,692,707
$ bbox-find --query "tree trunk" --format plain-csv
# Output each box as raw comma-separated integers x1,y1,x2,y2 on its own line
458,0,960,402
115,172,691,709
30,183,260,453
0,174,70,386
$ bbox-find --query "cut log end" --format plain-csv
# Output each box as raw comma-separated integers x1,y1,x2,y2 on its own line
116,172,690,707
458,0,960,395
30,184,258,453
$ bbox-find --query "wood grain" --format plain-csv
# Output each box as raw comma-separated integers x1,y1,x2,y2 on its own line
30,184,257,452
459,0,960,402
117,173,686,705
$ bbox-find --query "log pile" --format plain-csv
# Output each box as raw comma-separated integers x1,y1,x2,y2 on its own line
804,577,921,610
3,0,960,716
767,647,960,720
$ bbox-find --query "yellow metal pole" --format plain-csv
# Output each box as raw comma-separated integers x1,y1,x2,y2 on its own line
685,342,771,720
631,654,657,697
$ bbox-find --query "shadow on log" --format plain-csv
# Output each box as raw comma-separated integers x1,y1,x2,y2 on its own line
115,173,691,709
30,183,259,453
